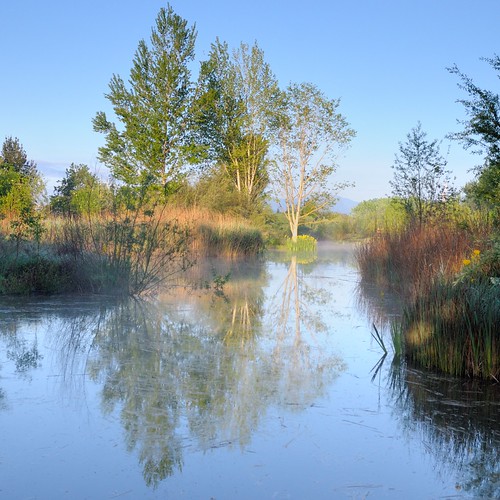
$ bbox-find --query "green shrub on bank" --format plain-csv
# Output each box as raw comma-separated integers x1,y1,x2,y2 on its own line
0,254,72,295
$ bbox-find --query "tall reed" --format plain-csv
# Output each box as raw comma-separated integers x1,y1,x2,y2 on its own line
394,279,499,379
356,224,481,300
356,223,499,379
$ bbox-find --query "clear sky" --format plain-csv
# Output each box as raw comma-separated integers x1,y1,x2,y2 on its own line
2,0,499,201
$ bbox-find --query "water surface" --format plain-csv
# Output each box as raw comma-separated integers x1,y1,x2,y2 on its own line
1,243,499,499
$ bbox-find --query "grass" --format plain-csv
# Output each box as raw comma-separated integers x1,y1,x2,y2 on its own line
356,223,500,379
0,206,265,296
161,206,265,258
394,279,499,379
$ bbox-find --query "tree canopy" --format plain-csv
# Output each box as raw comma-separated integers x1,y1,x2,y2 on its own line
50,163,109,217
448,57,500,218
93,5,197,197
0,136,44,215
194,39,280,210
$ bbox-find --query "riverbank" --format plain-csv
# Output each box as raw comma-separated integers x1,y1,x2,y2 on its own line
0,207,265,296
356,224,500,379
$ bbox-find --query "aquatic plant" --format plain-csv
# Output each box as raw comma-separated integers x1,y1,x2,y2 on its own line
356,224,500,379
285,234,317,253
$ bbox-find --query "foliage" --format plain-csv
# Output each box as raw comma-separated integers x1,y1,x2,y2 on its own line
194,39,279,210
350,197,408,237
174,168,248,215
0,254,72,295
272,82,355,241
390,122,455,226
463,162,500,222
50,163,110,217
448,56,500,163
448,57,500,221
0,136,37,178
0,137,45,215
93,5,197,195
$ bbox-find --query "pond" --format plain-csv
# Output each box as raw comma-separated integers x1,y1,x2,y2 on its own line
0,243,499,499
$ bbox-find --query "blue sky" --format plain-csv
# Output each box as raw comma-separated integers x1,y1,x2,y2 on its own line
2,0,499,201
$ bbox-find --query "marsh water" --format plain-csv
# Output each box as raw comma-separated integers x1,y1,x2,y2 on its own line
0,243,499,499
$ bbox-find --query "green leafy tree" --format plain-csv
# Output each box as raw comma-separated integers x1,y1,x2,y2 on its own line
50,163,109,217
390,122,454,226
93,5,197,197
463,163,500,214
448,57,500,218
194,39,280,211
0,137,45,219
350,198,407,236
272,82,355,242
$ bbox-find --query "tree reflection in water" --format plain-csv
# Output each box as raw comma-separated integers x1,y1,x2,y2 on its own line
39,255,345,488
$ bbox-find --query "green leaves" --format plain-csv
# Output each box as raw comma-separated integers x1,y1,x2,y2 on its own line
193,40,279,208
93,5,197,195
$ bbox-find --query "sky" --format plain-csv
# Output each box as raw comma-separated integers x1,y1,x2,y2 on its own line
2,0,499,202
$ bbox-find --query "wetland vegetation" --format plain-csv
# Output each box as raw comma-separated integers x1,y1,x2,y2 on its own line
1,6,499,380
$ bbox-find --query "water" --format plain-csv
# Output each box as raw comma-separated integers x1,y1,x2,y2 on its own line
0,243,499,499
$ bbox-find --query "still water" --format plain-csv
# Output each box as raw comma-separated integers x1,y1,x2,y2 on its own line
0,243,499,499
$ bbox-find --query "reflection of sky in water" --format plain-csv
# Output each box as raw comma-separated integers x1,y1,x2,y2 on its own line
0,243,498,498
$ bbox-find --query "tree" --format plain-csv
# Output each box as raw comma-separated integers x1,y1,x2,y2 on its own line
448,57,500,217
0,136,37,178
0,137,45,216
350,198,407,236
390,122,454,226
272,82,355,242
194,39,280,211
50,163,109,217
93,5,197,197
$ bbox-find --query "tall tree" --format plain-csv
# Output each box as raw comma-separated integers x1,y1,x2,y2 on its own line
448,57,500,217
390,122,454,226
93,5,197,196
194,39,280,209
272,82,355,242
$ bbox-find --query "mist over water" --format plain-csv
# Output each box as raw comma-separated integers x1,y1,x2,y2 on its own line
0,243,498,499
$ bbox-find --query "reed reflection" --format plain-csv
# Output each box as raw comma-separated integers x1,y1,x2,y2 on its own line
357,273,500,498
389,362,500,498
